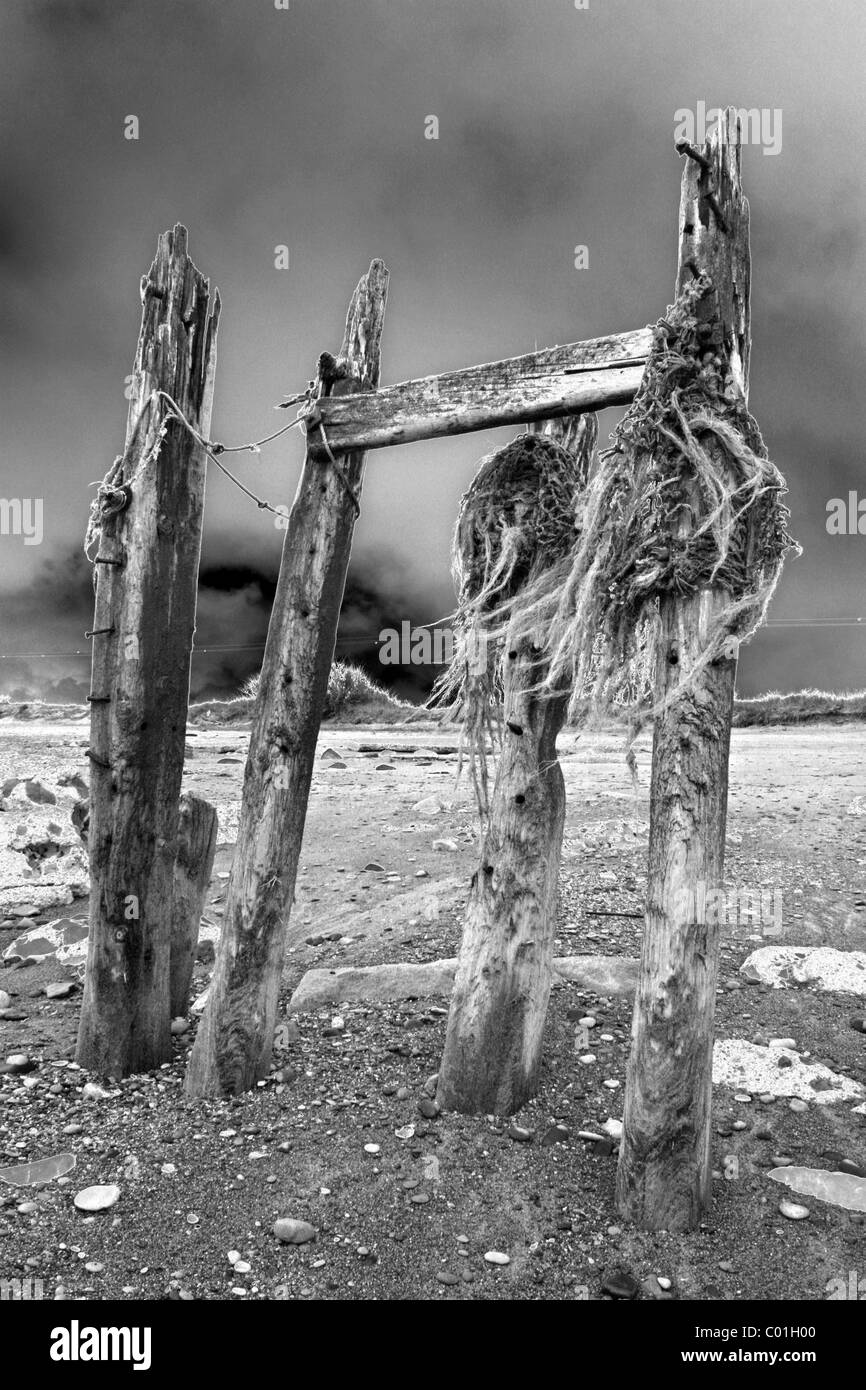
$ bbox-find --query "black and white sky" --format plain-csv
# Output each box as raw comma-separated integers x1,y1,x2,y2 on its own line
0,0,864,700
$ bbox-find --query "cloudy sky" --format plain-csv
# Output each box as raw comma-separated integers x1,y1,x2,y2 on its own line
0,0,864,700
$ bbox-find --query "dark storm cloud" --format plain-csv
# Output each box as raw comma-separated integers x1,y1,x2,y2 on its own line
1,0,864,699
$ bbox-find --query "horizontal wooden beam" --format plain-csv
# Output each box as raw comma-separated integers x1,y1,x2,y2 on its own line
310,326,653,455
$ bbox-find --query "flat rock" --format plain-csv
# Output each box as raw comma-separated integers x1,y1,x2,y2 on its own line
740,946,866,995
288,954,639,1012
769,1166,866,1213
713,1039,863,1104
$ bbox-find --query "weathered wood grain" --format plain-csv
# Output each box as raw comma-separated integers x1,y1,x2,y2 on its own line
616,109,751,1230
76,225,219,1077
310,329,650,455
185,260,389,1097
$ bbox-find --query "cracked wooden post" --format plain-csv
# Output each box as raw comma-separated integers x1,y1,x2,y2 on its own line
436,413,597,1115
616,110,751,1229
76,225,220,1076
186,260,388,1097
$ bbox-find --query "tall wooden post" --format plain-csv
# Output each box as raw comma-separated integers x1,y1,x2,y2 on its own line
185,260,388,1097
436,414,596,1115
616,111,751,1228
76,225,220,1076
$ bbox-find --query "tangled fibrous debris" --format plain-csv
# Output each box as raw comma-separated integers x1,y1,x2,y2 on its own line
435,274,799,802
430,420,596,811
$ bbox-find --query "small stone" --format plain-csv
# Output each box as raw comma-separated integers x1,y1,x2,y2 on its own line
84,1262,104,1273
484,1251,510,1265
657,1276,672,1290
432,839,458,852
82,1082,112,1100
17,1201,39,1214
779,1200,810,1220
273,1218,317,1245
0,991,10,1010
74,1185,120,1212
602,1079,620,1090
4,1054,32,1074
540,1124,570,1147
233,1260,251,1274
170,1017,189,1036
789,1099,808,1113
417,1098,440,1119
410,1192,430,1204
507,1124,533,1143
602,1118,623,1140
849,1017,866,1034
718,1260,734,1272
602,1268,640,1299
733,1092,752,1103
732,1120,748,1131
362,861,384,872
771,1155,794,1167
838,1159,866,1179
394,1125,415,1141
363,1143,381,1155
436,1270,459,1285
45,982,76,1000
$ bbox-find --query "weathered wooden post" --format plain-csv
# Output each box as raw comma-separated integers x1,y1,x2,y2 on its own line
170,792,218,1018
76,225,220,1076
185,260,388,1097
615,112,753,1228
436,414,596,1115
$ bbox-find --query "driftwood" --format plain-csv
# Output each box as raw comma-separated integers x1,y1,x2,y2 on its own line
185,260,389,1097
311,329,649,456
170,792,218,1018
616,110,752,1230
76,225,219,1076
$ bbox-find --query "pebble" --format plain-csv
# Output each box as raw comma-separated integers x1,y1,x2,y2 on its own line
602,1079,620,1090
507,1124,533,1143
417,1098,440,1119
779,1200,810,1221
45,982,76,1000
4,1054,31,1074
484,1251,510,1265
74,1185,120,1212
273,1218,317,1245
410,1192,429,1205
850,1017,866,1034
602,1268,640,1299
733,1092,752,1103
394,1125,415,1141
0,992,9,1011
362,861,384,872
657,1276,672,1290
432,839,458,852
84,1262,104,1274
17,1201,39,1215
82,1082,112,1100
788,1099,808,1113
436,1270,459,1285
540,1124,570,1147
363,1143,381,1155
233,1261,251,1275
771,1154,794,1167
602,1118,623,1140
170,1017,189,1036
